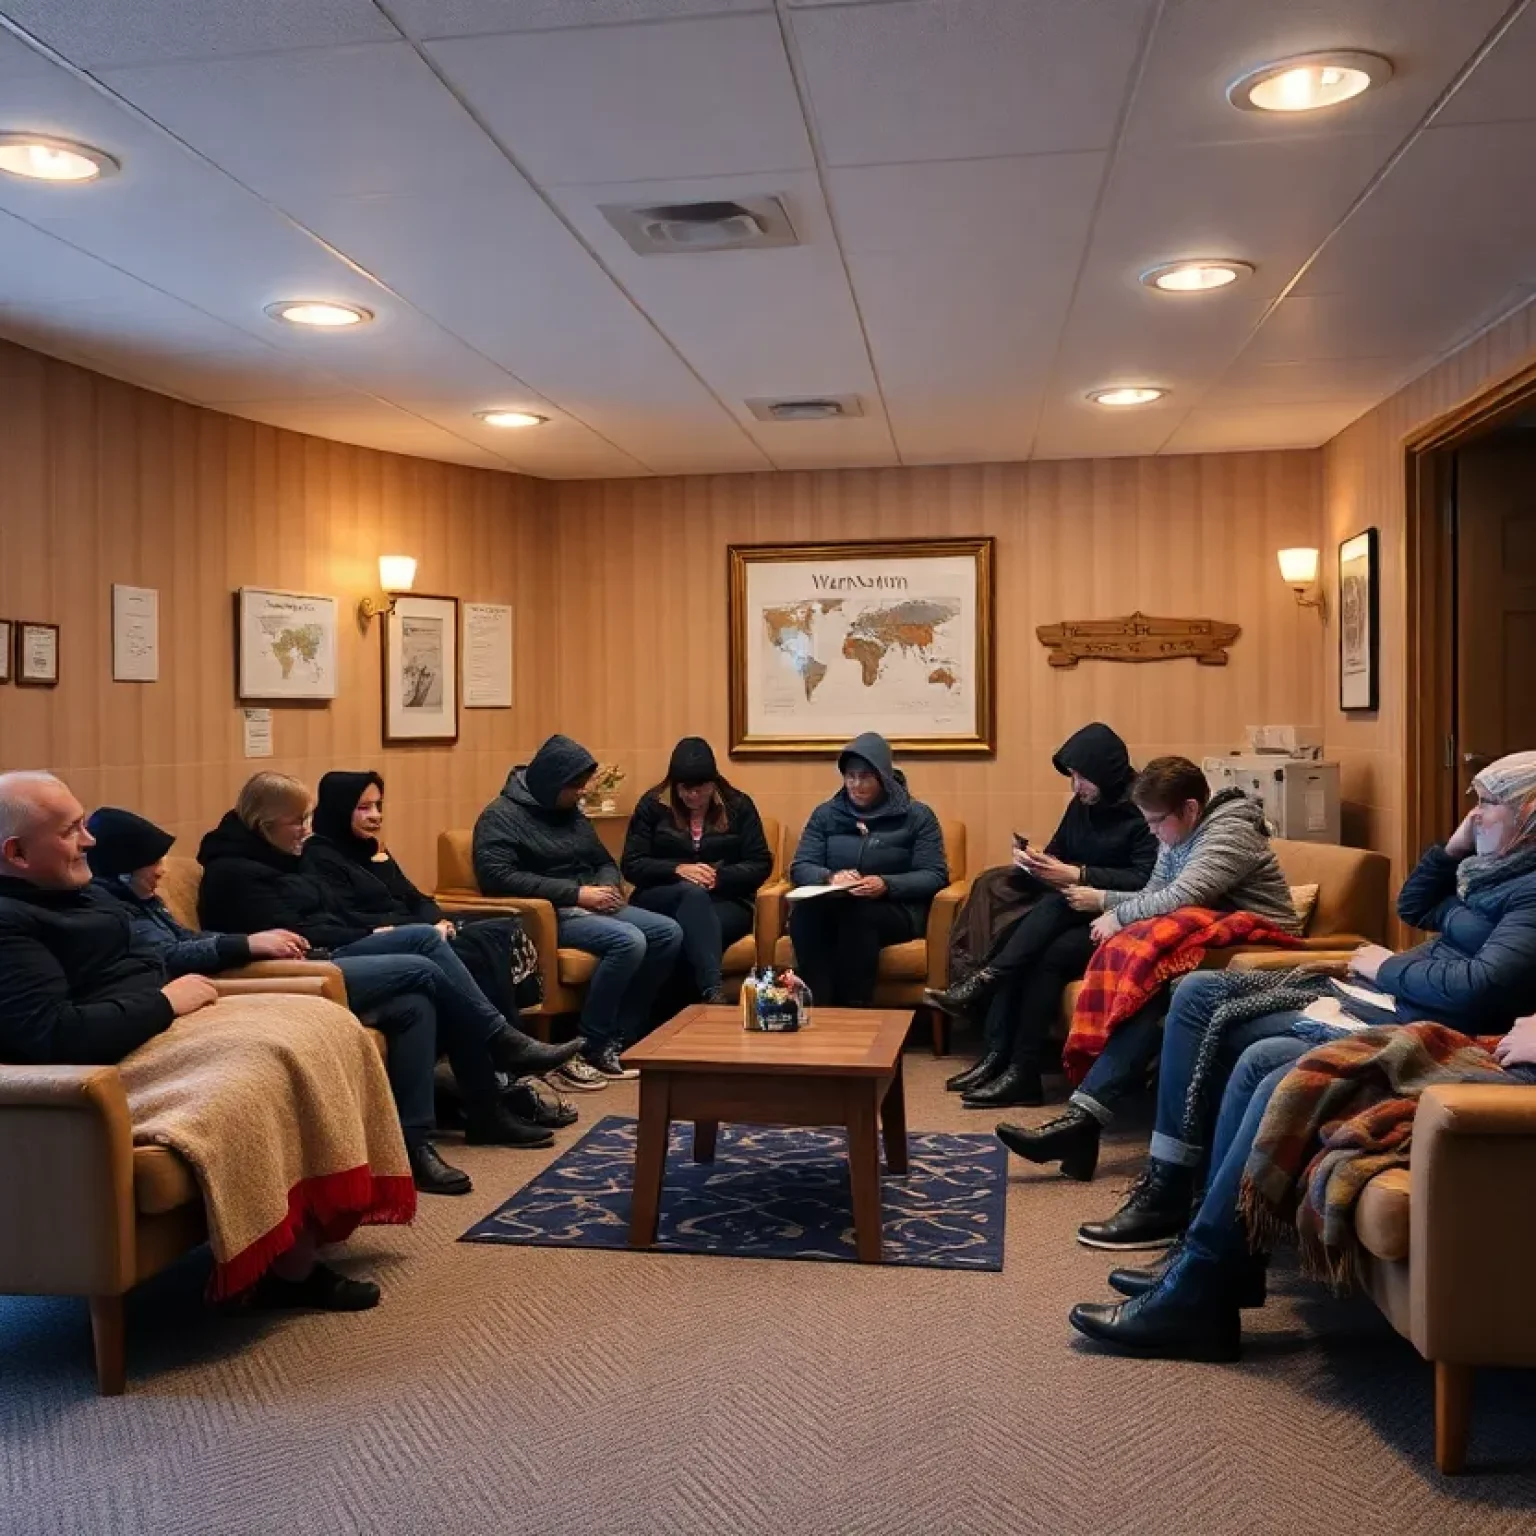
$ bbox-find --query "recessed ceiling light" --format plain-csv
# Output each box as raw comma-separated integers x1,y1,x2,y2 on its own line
1140,259,1254,293
0,133,118,183
1088,386,1167,408
1228,51,1391,114
475,409,547,429
264,300,373,329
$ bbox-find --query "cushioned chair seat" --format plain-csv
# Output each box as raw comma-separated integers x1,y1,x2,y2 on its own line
1355,1167,1412,1263
772,934,930,984
132,1146,201,1217
557,949,598,987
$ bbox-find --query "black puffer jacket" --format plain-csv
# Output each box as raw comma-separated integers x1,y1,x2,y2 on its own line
790,732,948,926
472,735,621,906
197,811,372,948
1045,723,1158,890
621,790,773,906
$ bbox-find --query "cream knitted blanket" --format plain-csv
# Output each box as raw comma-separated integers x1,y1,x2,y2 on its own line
119,994,415,1296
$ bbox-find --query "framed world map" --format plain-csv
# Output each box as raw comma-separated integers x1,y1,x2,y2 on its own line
728,537,995,756
236,586,338,701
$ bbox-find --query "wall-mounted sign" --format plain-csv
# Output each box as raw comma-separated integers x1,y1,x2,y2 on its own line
1036,611,1241,668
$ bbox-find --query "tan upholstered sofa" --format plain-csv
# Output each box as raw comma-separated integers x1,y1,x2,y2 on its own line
757,820,972,1052
434,820,782,1035
0,857,350,1394
1227,950,1536,1473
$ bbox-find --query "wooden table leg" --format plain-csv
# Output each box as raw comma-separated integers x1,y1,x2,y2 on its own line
692,1119,718,1163
881,1060,909,1176
628,1071,672,1247
846,1080,884,1263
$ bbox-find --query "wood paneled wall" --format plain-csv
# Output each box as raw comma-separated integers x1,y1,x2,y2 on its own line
0,340,554,882
1323,299,1536,892
550,454,1325,866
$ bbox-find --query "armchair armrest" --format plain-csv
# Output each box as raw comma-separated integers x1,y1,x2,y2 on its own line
215,977,330,1001
755,880,790,967
0,1064,136,1295
1407,1084,1536,1365
1227,951,1356,974
924,879,972,990
219,959,347,1007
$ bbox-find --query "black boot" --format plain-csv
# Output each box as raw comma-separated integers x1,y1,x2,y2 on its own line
961,1063,1044,1109
924,966,1000,1019
994,1105,1100,1180
1076,1160,1192,1250
464,1099,555,1148
488,1024,585,1078
945,1050,1006,1093
1069,1250,1242,1361
1109,1239,1268,1309
409,1141,473,1196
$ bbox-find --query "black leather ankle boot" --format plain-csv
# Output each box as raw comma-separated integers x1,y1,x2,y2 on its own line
994,1105,1100,1180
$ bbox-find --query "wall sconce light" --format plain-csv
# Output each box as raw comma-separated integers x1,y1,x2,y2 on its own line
357,554,417,632
1277,547,1326,617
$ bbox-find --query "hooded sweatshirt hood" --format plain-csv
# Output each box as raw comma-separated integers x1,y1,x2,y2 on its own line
836,731,909,817
1052,723,1134,801
505,734,598,815
85,808,176,878
197,809,301,872
1199,785,1270,837
312,770,384,862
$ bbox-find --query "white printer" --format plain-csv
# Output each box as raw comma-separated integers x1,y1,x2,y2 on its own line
1203,727,1340,844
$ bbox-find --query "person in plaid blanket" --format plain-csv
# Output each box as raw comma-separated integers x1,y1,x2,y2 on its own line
1067,751,1536,1361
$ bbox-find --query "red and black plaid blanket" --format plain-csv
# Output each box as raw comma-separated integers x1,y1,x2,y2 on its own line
1239,1022,1508,1289
1062,907,1302,1084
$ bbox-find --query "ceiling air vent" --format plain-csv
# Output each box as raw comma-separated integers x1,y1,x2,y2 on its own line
746,395,863,423
600,195,799,255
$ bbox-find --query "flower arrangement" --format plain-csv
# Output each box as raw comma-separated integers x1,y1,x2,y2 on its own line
579,763,626,815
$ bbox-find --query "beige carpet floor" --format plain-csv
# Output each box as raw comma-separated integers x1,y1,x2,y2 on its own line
2,1051,1533,1535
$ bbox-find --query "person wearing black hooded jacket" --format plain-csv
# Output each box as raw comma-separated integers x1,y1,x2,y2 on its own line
937,723,1158,1109
787,732,948,1007
473,735,683,1077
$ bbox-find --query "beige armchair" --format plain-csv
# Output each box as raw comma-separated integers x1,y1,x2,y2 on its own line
757,820,971,1054
434,820,782,1036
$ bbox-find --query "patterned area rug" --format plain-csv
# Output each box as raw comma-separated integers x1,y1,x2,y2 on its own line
461,1114,1006,1270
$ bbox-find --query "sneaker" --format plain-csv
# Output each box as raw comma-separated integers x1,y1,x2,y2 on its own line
551,1056,609,1093
583,1045,639,1081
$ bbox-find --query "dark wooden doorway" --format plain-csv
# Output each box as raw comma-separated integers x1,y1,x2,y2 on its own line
1406,360,1536,855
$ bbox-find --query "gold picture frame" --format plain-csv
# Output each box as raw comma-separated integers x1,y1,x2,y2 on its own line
728,537,995,757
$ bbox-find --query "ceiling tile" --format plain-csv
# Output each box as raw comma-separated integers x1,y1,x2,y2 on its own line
0,24,60,76
0,0,399,69
390,0,770,39
1032,392,1186,461
1435,3,1536,126
225,394,511,468
426,14,813,185
790,0,1155,167
1161,400,1374,454
1207,354,1423,406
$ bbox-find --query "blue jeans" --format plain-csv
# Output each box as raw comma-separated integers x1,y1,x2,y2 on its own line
336,924,507,1036
1069,993,1172,1123
557,905,684,1051
1183,1036,1308,1269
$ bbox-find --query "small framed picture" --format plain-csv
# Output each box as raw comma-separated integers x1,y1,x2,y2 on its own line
16,621,60,688
1338,528,1379,712
0,619,11,684
383,593,459,744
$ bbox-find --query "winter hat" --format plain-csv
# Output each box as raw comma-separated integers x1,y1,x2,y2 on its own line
85,807,176,877
1458,751,1536,896
667,737,718,786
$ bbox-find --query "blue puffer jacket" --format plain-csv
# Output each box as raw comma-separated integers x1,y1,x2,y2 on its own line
1376,843,1536,1033
790,732,948,926
91,878,253,979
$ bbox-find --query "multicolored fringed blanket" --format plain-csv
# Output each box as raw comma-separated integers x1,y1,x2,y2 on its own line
119,994,416,1297
1238,1022,1508,1289
1062,907,1302,1084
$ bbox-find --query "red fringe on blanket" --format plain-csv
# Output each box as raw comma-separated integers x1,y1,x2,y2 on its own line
211,1168,417,1300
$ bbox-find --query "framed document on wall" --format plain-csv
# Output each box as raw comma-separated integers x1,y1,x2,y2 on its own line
16,621,59,687
384,593,459,744
0,619,11,683
728,537,995,756
1338,528,1379,712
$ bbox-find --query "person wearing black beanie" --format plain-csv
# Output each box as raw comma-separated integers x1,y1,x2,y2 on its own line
620,738,773,1003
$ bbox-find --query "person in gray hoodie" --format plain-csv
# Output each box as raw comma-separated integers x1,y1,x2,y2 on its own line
473,735,682,1078
787,732,948,1007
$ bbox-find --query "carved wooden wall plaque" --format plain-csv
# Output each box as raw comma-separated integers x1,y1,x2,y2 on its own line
1036,611,1241,668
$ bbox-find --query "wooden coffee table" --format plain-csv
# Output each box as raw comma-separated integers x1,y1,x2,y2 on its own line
619,1005,911,1263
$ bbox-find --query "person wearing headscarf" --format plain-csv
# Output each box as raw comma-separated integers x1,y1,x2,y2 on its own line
473,735,683,1079
620,738,772,1004
787,732,948,1008
1057,749,1536,1270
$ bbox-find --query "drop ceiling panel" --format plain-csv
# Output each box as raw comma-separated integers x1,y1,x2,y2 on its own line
1124,0,1516,148
1238,293,1451,365
390,0,771,39
226,395,510,468
1210,353,1422,407
0,24,58,76
1435,3,1536,126
0,0,399,68
1031,394,1185,461
1162,400,1374,454
789,0,1155,167
425,15,814,186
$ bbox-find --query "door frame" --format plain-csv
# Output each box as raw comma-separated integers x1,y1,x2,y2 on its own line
1404,357,1536,857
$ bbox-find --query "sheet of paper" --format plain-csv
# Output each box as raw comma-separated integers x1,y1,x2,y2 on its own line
785,884,849,902
1300,998,1370,1031
112,584,159,681
1305,789,1327,833
242,707,273,759
1330,978,1397,1012
463,602,513,708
